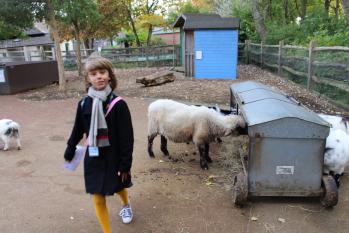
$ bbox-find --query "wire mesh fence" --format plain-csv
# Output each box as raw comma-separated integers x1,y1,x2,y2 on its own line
238,40,349,110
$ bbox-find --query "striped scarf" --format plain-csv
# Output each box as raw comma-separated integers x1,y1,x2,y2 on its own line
87,85,112,147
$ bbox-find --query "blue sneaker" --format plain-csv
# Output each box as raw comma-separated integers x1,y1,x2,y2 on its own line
119,204,133,224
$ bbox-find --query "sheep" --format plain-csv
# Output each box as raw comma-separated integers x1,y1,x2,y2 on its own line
0,119,21,151
193,104,235,143
323,128,349,187
147,99,246,169
318,113,349,134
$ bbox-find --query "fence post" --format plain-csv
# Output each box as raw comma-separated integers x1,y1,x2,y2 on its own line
260,41,263,68
307,40,316,90
145,47,149,67
23,46,30,61
278,40,284,76
245,40,250,64
172,45,175,67
51,47,56,60
40,46,46,60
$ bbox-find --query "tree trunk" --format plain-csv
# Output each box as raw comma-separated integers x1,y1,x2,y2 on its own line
283,0,289,24
335,0,340,19
90,38,94,49
146,25,153,46
84,39,92,50
343,0,349,24
46,0,65,92
324,0,330,16
300,0,307,20
251,0,268,42
127,6,141,47
73,28,82,76
268,0,273,20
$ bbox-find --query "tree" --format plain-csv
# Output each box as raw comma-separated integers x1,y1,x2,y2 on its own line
213,0,233,17
121,0,168,47
46,0,66,91
192,0,214,12
343,0,349,24
325,0,331,16
300,0,307,20
92,0,129,44
138,14,166,46
251,0,268,41
0,0,34,40
283,0,289,24
123,0,142,46
0,0,66,91
167,1,201,25
59,0,100,76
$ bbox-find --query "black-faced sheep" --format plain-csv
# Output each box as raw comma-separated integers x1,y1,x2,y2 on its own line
147,99,246,169
0,119,21,151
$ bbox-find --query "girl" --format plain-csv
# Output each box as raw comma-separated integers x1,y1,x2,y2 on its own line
64,56,134,233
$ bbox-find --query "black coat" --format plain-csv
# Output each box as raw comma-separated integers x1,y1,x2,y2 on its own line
64,93,134,195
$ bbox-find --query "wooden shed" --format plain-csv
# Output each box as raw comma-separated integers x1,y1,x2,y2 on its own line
173,14,240,79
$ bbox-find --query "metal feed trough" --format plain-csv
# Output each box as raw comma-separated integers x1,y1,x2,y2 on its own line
230,81,338,207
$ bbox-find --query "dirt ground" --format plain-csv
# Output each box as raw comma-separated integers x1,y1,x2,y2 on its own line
1,65,349,233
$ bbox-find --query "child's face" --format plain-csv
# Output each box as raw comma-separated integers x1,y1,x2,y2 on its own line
87,68,110,90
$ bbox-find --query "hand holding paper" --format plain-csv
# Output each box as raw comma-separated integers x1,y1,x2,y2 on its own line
63,145,86,171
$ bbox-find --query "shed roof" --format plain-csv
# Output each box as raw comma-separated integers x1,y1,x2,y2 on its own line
0,34,53,49
173,14,239,30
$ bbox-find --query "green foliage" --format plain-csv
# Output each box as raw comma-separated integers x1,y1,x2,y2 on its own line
149,36,166,46
235,1,349,46
0,0,35,40
116,29,149,47
232,4,258,42
265,22,303,44
0,21,24,40
116,32,135,45
166,1,202,25
59,0,101,37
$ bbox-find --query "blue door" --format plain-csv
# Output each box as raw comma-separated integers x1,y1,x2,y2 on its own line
194,30,238,79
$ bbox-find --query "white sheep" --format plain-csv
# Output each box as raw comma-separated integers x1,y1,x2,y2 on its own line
318,113,349,134
323,128,349,186
319,114,349,186
0,119,21,151
147,99,246,169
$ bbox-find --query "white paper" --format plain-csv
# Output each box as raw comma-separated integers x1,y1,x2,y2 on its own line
64,145,86,171
196,51,202,60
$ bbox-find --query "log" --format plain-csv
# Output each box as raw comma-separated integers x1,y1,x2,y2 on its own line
136,70,175,87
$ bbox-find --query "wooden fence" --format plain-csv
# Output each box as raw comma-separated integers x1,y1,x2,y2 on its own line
43,45,181,68
238,40,349,110
0,45,180,69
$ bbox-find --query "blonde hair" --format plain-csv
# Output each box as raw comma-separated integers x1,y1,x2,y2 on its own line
84,56,117,91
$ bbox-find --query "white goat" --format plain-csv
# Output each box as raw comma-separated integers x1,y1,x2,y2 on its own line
0,119,21,151
147,99,246,169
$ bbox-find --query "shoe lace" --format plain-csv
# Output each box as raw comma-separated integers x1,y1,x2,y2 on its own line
119,206,132,218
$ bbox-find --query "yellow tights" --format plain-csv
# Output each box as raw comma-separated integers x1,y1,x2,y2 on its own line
92,189,129,233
